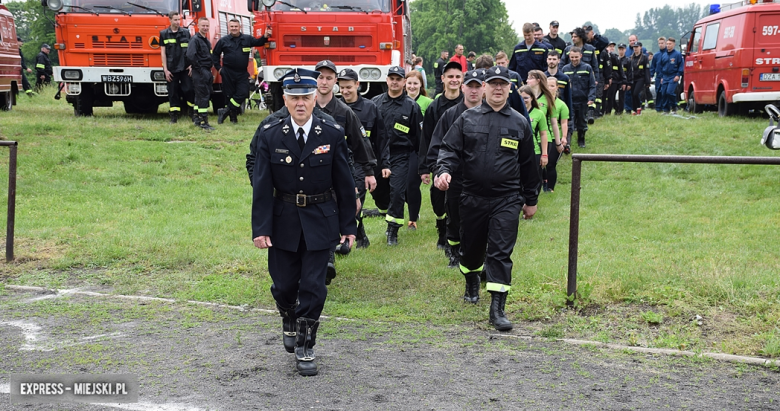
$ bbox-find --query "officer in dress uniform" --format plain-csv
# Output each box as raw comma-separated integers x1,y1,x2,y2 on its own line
435,66,541,331
212,18,271,124
251,68,357,377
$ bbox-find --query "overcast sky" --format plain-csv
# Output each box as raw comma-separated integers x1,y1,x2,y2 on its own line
504,0,714,34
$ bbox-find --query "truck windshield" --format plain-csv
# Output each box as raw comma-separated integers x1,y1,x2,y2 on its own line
271,0,390,12
62,0,177,14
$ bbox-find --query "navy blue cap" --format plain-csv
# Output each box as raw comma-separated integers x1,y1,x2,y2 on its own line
618,43,627,49
483,66,510,83
281,68,320,95
387,65,405,77
41,43,51,49
314,60,337,74
443,61,462,73
463,69,483,85
337,68,358,81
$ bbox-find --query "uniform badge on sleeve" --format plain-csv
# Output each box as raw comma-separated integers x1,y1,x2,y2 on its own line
313,145,331,154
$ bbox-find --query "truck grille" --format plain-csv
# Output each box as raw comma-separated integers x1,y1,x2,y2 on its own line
284,35,372,48
279,55,377,63
92,54,147,67
92,41,144,49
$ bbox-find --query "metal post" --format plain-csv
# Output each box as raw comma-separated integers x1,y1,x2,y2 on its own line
1,141,18,262
567,157,582,306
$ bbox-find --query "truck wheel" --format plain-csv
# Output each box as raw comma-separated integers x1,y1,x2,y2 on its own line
717,90,735,117
687,88,702,114
123,100,160,114
74,89,94,117
0,91,12,111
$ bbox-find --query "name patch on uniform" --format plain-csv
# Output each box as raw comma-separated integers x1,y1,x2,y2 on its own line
394,123,410,133
314,145,330,154
243,47,251,52
275,148,289,154
501,138,518,149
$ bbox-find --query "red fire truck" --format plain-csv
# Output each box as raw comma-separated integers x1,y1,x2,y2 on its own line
43,0,252,115
0,0,22,111
248,0,412,111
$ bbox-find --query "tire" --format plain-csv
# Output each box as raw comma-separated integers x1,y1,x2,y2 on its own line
74,88,94,117
687,88,702,114
717,90,735,117
0,91,12,111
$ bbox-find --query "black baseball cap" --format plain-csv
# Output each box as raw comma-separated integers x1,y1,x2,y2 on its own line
387,65,405,78
484,66,510,83
337,68,358,81
550,20,559,27
608,41,616,46
443,61,462,73
632,42,642,48
41,43,51,49
314,59,337,74
617,43,627,49
463,69,484,85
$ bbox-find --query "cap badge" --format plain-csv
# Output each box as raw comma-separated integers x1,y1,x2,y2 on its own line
340,70,346,76
293,73,301,83
495,67,501,74
473,72,477,77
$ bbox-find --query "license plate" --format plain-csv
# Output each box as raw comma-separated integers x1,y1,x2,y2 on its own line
101,75,132,83
760,73,780,81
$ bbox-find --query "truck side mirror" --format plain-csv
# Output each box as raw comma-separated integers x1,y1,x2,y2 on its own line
191,0,202,12
762,104,780,150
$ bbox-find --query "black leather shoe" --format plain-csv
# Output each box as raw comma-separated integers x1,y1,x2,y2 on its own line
217,108,228,124
489,291,513,331
435,219,447,250
448,244,461,269
355,220,370,249
386,223,399,246
276,303,297,353
295,318,319,376
325,251,336,285
463,272,480,304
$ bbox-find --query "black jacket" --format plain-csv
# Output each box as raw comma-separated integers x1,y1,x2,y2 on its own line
160,26,191,73
35,51,52,76
543,34,567,55
562,62,596,103
372,92,423,154
426,101,470,177
437,101,540,204
344,95,390,170
434,57,446,88
186,33,213,70
562,44,599,83
212,34,267,72
598,49,612,83
631,54,651,84
419,92,463,174
319,96,377,176
589,33,610,52
608,52,625,83
620,55,633,85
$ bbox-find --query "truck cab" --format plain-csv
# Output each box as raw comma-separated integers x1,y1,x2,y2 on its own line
0,0,22,111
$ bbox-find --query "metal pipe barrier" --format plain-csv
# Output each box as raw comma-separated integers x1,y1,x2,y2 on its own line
1,141,17,262
567,154,780,306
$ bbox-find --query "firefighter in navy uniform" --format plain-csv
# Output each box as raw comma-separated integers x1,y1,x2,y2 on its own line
562,47,596,148
337,68,390,249
372,66,423,246
251,68,356,377
213,19,271,124
34,44,53,91
160,11,193,124
435,66,541,331
186,17,216,130
562,28,599,123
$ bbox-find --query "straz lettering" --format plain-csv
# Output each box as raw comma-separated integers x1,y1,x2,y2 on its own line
500,138,518,149
394,123,410,133
756,58,780,65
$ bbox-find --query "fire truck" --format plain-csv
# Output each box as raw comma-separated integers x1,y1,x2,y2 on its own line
248,0,412,111
43,0,253,115
0,0,22,111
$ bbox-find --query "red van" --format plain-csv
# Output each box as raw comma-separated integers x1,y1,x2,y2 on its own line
684,0,780,116
0,0,22,111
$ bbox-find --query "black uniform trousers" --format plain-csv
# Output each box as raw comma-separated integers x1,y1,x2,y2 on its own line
21,71,32,92
632,79,646,112
221,67,250,112
430,183,446,220
616,87,626,114
546,142,561,190
193,68,213,113
370,164,391,212
572,102,589,133
445,178,463,245
406,151,422,221
167,70,194,112
35,74,51,90
268,234,329,320
604,82,619,115
459,193,523,289
386,150,410,226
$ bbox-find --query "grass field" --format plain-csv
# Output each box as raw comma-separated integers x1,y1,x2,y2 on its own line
1,87,779,358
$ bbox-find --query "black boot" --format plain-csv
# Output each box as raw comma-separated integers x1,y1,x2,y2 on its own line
577,131,586,148
169,111,178,124
489,291,513,331
386,223,399,246
217,108,228,124
355,219,370,249
276,302,297,353
326,251,336,285
199,114,215,131
463,272,480,304
295,318,320,376
334,239,351,256
229,109,238,124
190,108,198,125
448,244,461,269
587,107,595,124
435,219,447,250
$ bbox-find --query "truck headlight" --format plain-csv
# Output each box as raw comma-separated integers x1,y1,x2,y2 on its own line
62,69,82,80
273,68,291,80
151,70,166,81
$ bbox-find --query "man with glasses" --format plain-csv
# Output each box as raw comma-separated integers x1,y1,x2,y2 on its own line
435,66,540,331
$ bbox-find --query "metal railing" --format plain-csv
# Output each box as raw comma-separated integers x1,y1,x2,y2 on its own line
567,154,780,306
1,141,17,262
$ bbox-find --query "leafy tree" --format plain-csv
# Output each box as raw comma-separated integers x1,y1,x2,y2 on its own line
602,28,628,46
632,3,706,43
5,0,58,65
410,0,517,86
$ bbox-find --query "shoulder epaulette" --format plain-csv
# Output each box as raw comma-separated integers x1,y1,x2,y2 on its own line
262,118,284,130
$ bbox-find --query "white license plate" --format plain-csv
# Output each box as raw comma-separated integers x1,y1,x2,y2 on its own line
101,75,132,83
760,73,780,81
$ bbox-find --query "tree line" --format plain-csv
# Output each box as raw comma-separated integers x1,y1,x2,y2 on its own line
6,0,58,66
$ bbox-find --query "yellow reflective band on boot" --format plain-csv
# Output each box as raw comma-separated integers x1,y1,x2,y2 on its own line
377,209,387,214
198,108,208,113
435,214,447,221
486,282,511,293
459,264,484,274
187,101,195,107
230,98,241,107
647,100,654,104
447,239,460,246
385,215,404,225
170,107,181,112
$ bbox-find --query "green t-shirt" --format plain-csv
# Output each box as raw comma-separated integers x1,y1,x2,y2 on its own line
528,107,547,155
415,95,434,116
550,98,570,135
537,94,555,135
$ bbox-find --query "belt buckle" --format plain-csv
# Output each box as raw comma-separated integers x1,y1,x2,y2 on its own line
296,193,307,207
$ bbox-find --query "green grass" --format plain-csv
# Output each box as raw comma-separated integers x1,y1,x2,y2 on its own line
1,87,780,356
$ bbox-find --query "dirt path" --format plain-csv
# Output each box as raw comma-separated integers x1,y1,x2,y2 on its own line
1,287,778,410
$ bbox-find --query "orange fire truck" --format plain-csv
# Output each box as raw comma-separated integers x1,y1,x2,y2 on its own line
0,0,22,111
248,0,412,111
44,0,252,115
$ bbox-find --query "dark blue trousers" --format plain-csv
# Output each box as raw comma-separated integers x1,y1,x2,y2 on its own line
267,235,330,320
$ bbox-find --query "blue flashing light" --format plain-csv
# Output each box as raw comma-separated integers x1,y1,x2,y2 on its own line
709,4,721,14
290,44,296,48
360,45,366,48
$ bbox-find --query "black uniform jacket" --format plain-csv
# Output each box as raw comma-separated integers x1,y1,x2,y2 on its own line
344,95,390,170
186,33,213,70
631,54,651,84
251,114,357,252
426,101,470,177
436,101,540,205
562,62,596,103
620,55,633,85
372,92,423,154
319,96,376,175
160,27,191,73
608,53,625,83
562,44,599,83
419,92,463,175
35,52,52,76
212,34,268,72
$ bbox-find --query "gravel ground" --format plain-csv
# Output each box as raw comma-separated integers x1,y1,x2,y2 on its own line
1,287,778,410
